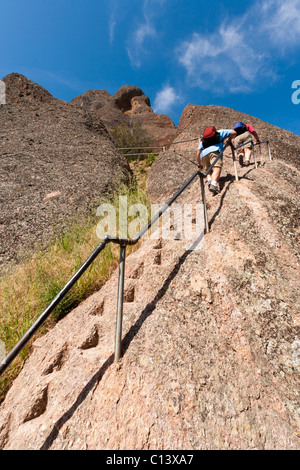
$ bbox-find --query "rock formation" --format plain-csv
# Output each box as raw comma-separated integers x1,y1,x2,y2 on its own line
0,73,132,269
70,89,128,130
3,73,57,106
71,84,177,148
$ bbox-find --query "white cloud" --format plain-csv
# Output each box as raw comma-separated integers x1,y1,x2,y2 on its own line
135,22,156,45
175,0,294,96
261,0,300,47
109,14,116,44
153,85,180,113
176,0,300,94
177,20,269,94
127,17,157,68
125,0,167,68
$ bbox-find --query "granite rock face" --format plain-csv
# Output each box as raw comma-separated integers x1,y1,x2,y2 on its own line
72,84,177,148
113,85,148,112
71,89,128,130
2,73,56,106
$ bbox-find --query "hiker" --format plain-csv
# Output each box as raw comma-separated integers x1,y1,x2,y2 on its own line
196,126,237,194
233,121,260,167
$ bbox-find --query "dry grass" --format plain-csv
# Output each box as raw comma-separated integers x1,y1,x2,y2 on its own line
0,181,148,403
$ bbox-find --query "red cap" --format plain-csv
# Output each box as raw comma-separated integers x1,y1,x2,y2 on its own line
203,126,217,139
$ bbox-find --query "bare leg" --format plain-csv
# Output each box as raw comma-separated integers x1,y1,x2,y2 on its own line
244,147,252,163
211,166,221,182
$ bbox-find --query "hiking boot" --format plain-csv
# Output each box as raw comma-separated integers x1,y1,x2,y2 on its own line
238,154,244,166
209,182,219,195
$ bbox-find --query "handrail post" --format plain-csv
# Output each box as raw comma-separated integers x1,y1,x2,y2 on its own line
114,244,126,362
252,142,258,169
259,142,264,165
267,141,272,161
199,172,209,234
230,143,239,181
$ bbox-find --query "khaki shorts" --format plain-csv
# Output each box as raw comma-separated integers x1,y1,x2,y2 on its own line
235,131,253,149
201,151,223,170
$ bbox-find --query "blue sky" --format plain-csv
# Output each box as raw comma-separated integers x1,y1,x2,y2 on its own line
1,0,300,135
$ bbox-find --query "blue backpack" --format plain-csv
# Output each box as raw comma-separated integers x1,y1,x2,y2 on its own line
234,121,247,136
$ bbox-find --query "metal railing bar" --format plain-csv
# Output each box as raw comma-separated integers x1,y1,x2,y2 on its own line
103,235,137,246
234,139,272,164
199,174,209,234
120,153,160,157
118,137,201,156
162,137,200,147
119,147,163,150
234,139,254,151
0,239,108,376
119,137,200,151
254,140,269,145
234,139,269,151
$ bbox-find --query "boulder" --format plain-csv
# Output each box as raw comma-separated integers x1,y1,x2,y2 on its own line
72,84,177,149
113,85,147,112
2,73,57,106
71,89,128,130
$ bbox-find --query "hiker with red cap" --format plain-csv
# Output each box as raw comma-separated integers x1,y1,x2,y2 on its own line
196,126,236,194
233,121,260,167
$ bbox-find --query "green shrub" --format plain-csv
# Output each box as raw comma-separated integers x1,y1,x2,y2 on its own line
146,152,157,167
109,122,152,162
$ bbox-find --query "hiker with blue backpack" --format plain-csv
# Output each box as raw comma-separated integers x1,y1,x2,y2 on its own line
196,126,237,194
233,121,260,167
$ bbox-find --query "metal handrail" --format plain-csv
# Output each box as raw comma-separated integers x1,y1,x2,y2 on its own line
119,153,160,157
118,147,163,150
0,138,272,375
119,138,200,152
162,137,200,148
118,137,201,157
0,170,201,375
233,139,272,169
